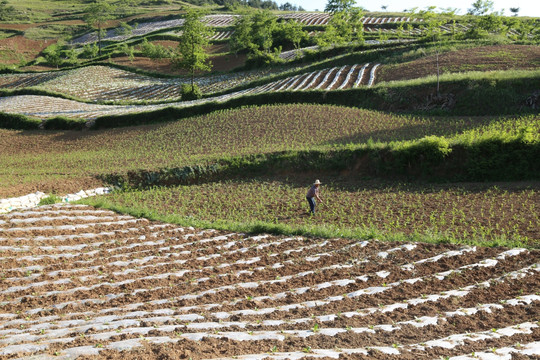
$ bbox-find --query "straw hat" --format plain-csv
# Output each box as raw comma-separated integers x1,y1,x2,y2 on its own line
314,179,321,185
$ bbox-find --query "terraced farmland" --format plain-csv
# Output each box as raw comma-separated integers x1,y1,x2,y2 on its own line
0,63,380,120
70,14,421,45
0,204,538,359
0,65,285,102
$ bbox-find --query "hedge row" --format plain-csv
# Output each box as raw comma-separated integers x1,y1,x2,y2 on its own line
102,133,540,189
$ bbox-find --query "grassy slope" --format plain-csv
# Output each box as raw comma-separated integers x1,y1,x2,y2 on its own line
3,104,538,194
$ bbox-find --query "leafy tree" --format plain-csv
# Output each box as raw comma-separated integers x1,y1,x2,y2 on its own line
467,0,494,15
140,38,171,59
115,22,133,36
440,7,459,39
509,7,519,16
174,8,214,89
84,1,116,56
250,10,278,53
0,0,15,21
275,19,308,50
324,0,356,14
230,13,253,54
381,5,388,12
477,12,506,34
65,48,79,65
119,43,135,62
82,43,99,59
230,9,278,55
418,7,445,41
43,44,62,69
316,8,364,48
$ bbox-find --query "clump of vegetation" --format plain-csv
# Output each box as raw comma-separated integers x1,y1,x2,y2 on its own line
38,195,61,206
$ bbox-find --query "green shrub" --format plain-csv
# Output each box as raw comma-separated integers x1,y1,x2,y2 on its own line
0,112,41,130
181,83,202,101
43,117,87,130
38,195,60,206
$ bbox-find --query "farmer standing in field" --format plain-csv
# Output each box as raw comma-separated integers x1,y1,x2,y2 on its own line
306,180,323,215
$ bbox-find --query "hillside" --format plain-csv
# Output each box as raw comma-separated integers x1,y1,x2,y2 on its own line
0,3,539,359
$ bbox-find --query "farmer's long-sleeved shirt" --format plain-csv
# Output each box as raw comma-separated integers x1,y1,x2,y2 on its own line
306,185,320,198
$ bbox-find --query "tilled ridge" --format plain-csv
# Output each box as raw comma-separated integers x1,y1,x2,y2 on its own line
0,204,538,359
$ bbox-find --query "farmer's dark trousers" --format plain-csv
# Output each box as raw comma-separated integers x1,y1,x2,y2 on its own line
307,196,315,214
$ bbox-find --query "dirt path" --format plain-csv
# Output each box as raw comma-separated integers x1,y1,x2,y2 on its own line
378,45,540,83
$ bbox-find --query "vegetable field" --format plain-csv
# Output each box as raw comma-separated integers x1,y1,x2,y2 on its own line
93,179,539,246
0,65,286,102
0,204,538,359
0,64,380,120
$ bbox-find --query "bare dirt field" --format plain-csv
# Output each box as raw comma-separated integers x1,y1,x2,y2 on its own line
0,35,54,65
0,204,538,359
378,45,540,83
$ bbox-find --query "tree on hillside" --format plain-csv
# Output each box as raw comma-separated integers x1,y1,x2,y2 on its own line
467,0,494,15
230,10,278,55
440,8,459,39
324,0,356,14
173,8,214,96
381,5,388,12
509,7,519,16
418,7,445,41
84,1,116,56
276,19,308,51
0,0,15,21
317,7,364,48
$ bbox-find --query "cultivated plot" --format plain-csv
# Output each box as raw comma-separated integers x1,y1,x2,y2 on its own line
0,63,380,120
0,204,538,359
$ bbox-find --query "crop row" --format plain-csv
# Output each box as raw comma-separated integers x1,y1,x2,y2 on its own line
281,13,422,26
0,65,286,102
0,204,538,359
0,63,379,119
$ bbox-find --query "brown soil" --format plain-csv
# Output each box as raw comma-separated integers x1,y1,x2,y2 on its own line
378,45,540,83
0,20,85,32
0,176,105,198
111,51,246,76
0,205,538,359
0,35,55,64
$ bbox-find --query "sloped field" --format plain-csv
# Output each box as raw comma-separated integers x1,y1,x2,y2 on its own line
0,66,282,102
0,204,538,359
0,63,380,120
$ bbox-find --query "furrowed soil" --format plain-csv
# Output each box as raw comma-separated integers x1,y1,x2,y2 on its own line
378,45,540,83
0,204,539,359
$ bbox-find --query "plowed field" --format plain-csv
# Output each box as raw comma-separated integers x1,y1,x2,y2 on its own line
0,204,538,359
